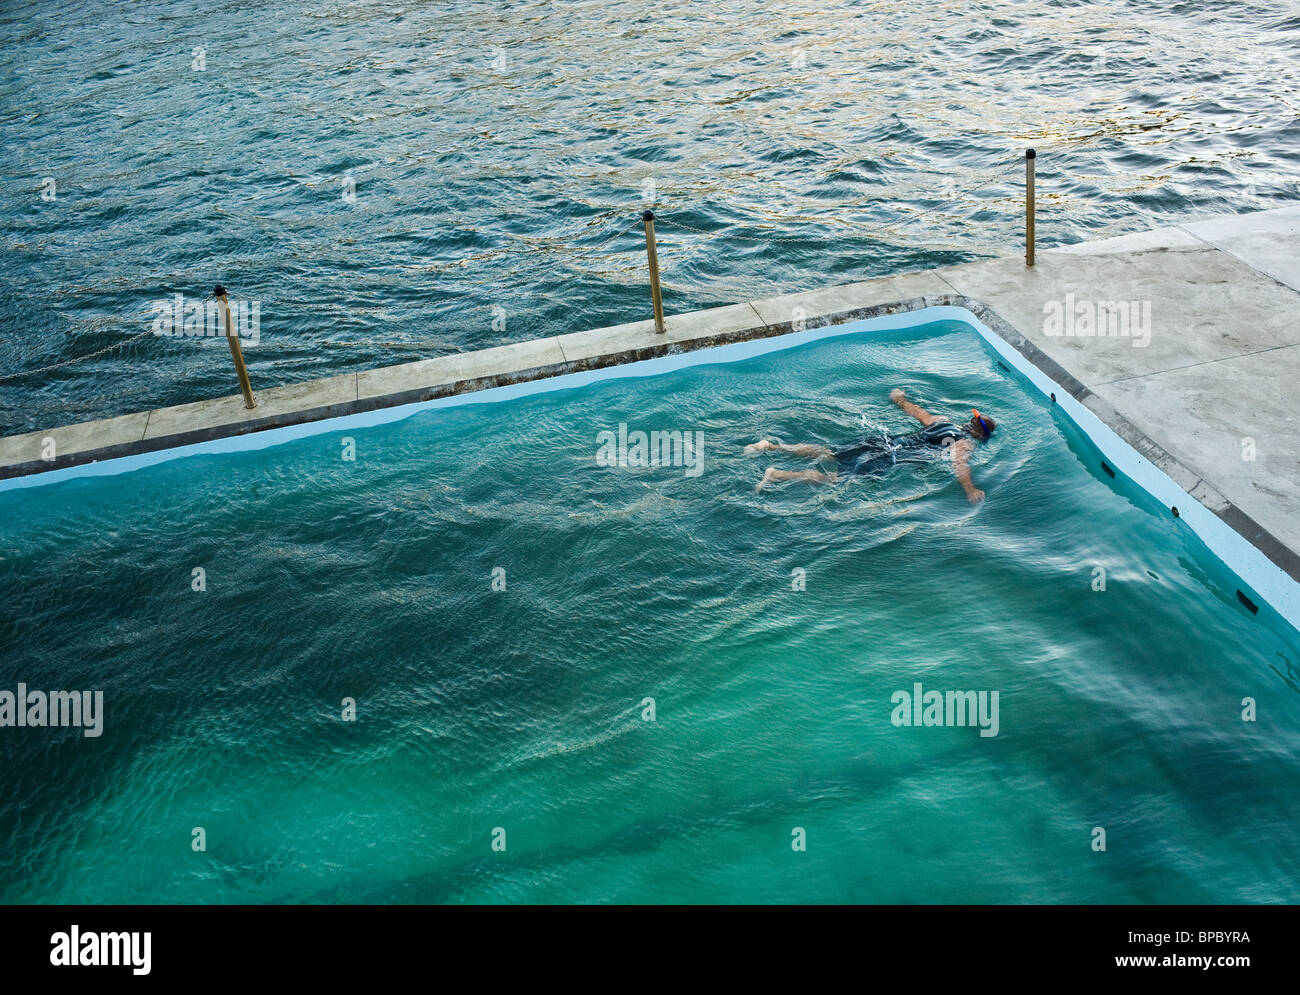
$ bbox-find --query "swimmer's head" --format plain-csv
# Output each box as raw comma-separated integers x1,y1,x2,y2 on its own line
968,409,996,440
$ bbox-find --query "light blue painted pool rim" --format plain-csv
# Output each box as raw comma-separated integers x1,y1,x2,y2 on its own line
5,304,1298,633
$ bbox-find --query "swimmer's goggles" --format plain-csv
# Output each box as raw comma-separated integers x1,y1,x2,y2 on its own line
972,409,992,438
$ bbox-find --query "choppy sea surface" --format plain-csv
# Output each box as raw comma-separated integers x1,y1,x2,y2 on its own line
1,321,1297,903
2,0,1300,434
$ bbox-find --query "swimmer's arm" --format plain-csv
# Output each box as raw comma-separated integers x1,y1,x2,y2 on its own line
889,388,938,426
950,439,985,503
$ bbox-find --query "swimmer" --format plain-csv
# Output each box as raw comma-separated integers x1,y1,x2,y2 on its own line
746,388,996,502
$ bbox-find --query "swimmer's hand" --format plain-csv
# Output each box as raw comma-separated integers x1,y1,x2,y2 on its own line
892,387,935,425
966,487,985,504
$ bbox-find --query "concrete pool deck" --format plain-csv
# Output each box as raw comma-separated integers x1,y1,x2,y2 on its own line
4,204,1299,582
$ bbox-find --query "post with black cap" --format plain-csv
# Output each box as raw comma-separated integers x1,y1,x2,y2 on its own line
1025,148,1036,267
214,285,256,409
642,210,666,334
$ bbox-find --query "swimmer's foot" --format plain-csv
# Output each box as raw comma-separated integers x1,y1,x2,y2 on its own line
755,467,779,492
745,439,776,455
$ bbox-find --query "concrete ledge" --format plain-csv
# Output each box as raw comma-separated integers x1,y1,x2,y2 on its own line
1046,225,1204,256
141,373,360,441
747,272,952,328
1181,204,1300,293
0,411,151,468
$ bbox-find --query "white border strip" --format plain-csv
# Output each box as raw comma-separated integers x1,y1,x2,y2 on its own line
5,305,1297,630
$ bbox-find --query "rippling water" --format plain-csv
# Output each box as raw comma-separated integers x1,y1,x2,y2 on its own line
1,0,1299,434
1,320,1297,903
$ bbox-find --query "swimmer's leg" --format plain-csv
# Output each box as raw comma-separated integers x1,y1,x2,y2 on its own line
756,467,838,492
745,439,834,459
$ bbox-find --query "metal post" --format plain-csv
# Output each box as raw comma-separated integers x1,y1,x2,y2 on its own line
215,284,255,409
642,210,666,334
1025,148,1036,268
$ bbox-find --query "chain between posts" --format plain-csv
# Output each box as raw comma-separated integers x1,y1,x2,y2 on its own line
0,328,157,383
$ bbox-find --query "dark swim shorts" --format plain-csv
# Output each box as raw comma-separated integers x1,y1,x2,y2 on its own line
832,422,968,477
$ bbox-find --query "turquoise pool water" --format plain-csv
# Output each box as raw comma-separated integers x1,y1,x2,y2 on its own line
2,317,1298,904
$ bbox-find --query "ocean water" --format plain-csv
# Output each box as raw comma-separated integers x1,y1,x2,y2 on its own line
1,319,1297,904
2,0,1300,435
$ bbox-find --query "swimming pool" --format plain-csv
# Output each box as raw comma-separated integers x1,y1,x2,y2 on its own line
2,311,1297,903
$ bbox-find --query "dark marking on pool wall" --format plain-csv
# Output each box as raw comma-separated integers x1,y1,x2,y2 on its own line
1172,506,1180,518
1050,392,1056,403
1237,590,1259,615
1101,461,1115,478
997,361,1009,372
